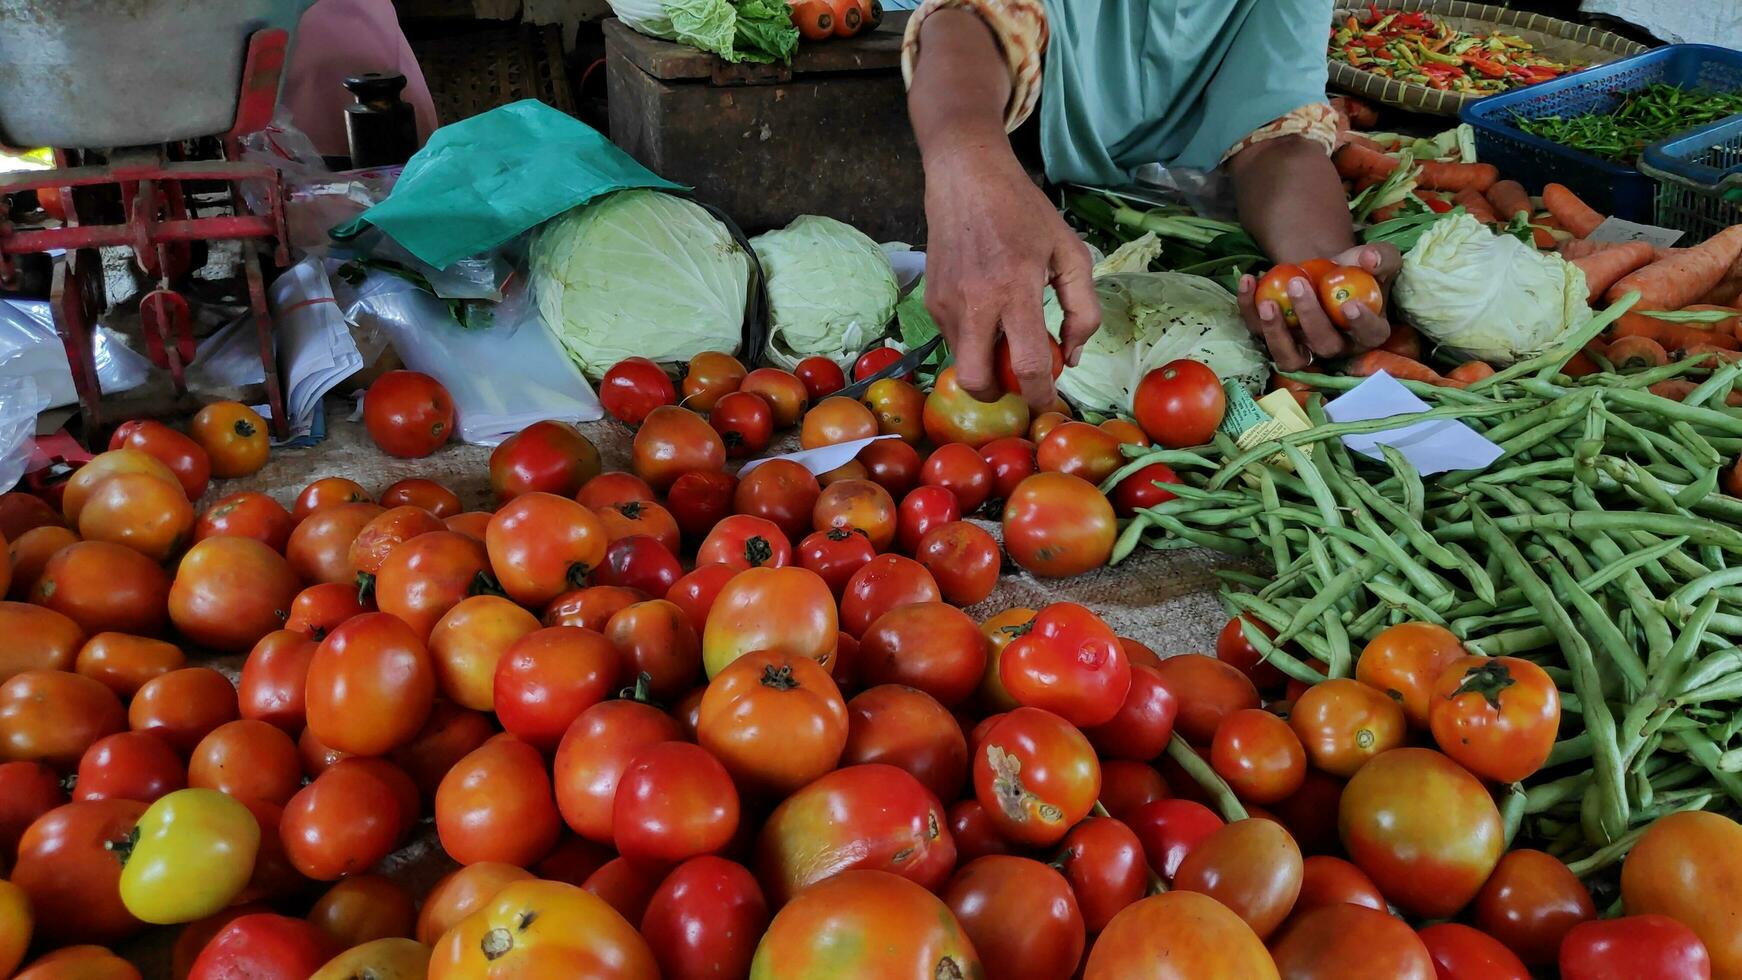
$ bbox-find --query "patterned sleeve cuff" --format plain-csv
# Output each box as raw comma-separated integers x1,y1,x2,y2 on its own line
901,0,1049,134
1220,102,1341,165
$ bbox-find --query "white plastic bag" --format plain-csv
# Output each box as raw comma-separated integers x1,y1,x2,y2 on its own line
0,297,152,408
0,374,50,491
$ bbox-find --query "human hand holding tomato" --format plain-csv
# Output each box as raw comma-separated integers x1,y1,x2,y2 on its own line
1238,243,1399,372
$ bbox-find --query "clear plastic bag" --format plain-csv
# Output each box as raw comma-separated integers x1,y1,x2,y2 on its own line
0,374,50,492
0,297,152,408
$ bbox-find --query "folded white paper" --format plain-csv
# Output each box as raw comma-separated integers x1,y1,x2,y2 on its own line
267,257,365,434
738,434,900,478
1323,371,1502,476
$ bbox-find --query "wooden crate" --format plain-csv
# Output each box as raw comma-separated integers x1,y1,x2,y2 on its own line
411,23,577,124
604,15,924,242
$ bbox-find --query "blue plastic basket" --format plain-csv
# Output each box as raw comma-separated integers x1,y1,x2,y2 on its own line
1641,115,1742,242
1460,44,1742,223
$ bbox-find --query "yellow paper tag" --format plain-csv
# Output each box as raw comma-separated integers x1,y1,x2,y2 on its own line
1225,390,1314,482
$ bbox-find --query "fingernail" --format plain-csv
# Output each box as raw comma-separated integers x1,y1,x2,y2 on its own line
1259,301,1277,319
1289,279,1308,297
1344,302,1362,321
1239,278,1252,294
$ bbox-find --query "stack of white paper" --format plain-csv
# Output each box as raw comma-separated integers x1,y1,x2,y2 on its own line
266,257,365,435
1324,372,1503,476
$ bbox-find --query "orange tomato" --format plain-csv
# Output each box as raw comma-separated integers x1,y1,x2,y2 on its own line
1354,622,1468,728
427,880,658,979
698,649,848,796
800,397,878,450
701,566,837,678
189,401,270,478
428,595,542,712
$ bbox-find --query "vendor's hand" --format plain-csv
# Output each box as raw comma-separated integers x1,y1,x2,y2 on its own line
1237,243,1401,373
923,147,1100,409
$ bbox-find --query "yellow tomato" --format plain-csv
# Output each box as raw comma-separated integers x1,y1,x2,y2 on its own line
312,938,432,980
118,788,260,924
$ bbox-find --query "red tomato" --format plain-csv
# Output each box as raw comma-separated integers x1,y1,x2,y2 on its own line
552,698,683,843
1317,265,1383,330
752,871,979,976
73,731,184,804
1000,602,1130,727
1214,614,1287,690
1058,817,1148,933
838,554,941,638
1340,748,1505,918
1172,817,1303,940
924,367,1029,448
68,631,184,700
665,563,736,635
1620,811,1742,977
1100,417,1149,448
1429,655,1560,783
593,535,683,596
428,590,542,711
12,799,147,944
681,351,747,412
1129,798,1222,882
1098,760,1169,824
348,505,445,578
1084,663,1177,761
127,665,239,755
740,368,808,429
812,478,898,553
435,734,561,867
1274,769,1346,857
307,874,416,948
944,856,1084,980
1082,891,1275,979
188,913,338,980
168,536,301,653
1029,411,1069,443
979,436,1037,507
1133,359,1225,449
576,472,655,511
283,583,370,641
641,856,769,980
109,419,210,499
992,333,1065,396
237,630,317,731
1560,914,1713,980
1255,263,1308,327
0,670,126,771
697,514,790,571
600,356,677,426
862,378,927,445
388,702,495,805
1210,708,1307,805
380,477,462,517
543,584,644,631
921,443,995,514
292,478,372,521
842,684,966,802
1270,903,1435,979
698,649,847,798
895,485,960,555
1151,653,1260,745
489,420,602,501
485,492,608,608
604,599,701,701
1418,923,1533,980
1110,461,1181,518
857,439,923,499
1473,848,1595,966
32,540,171,637
755,764,954,904
948,799,1012,863
188,720,301,807
666,469,738,545
304,612,435,756
1002,472,1116,577
286,502,383,586
701,566,838,678
614,741,739,863
1036,421,1123,485
8,526,79,601
914,520,999,607
800,396,879,449
374,530,495,642
1296,854,1387,913
794,356,847,400
797,527,877,597
853,346,907,381
493,626,618,751
363,370,454,458
0,492,61,542
860,602,988,707
973,707,1099,847
633,406,727,492
0,760,65,859
12,945,140,979
595,498,684,552
734,459,821,543
1356,621,1470,728
581,855,666,925
709,390,774,457
1290,677,1406,777
280,758,404,880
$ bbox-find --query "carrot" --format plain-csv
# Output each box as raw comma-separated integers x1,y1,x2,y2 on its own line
1562,351,1600,377
1571,241,1657,303
1453,188,1498,223
1334,143,1400,182
1612,311,1741,351
1416,160,1497,193
1608,335,1671,370
1345,133,1389,154
1380,323,1422,360
1541,184,1605,238
1486,180,1532,222
1648,379,1742,406
1678,304,1742,340
1606,225,1742,309
1532,225,1559,250
1702,280,1742,307
1345,350,1449,385
1445,361,1496,385
1681,343,1742,364
1560,238,1635,260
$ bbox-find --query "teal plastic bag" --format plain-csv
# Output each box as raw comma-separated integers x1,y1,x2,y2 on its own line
331,100,685,270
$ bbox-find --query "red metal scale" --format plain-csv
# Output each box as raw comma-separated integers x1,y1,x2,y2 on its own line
0,29,295,441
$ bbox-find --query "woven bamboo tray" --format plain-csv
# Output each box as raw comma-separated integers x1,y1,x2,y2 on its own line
410,22,576,124
1329,0,1647,116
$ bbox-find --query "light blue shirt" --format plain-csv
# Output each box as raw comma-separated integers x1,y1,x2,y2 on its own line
1037,0,1333,185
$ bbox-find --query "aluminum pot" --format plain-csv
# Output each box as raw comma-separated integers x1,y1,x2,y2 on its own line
0,0,317,149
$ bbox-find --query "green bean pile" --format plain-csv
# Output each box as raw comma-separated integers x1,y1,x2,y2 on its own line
1103,294,1742,868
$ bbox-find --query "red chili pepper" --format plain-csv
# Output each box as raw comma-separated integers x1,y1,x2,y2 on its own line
1419,194,1453,213
1465,57,1507,79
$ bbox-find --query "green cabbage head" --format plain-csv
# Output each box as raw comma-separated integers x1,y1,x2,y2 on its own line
531,190,750,379
752,215,899,369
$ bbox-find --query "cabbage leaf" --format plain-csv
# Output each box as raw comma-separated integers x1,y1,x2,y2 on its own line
752,215,898,369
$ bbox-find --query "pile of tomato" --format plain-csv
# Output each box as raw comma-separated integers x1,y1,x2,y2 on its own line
0,348,1734,980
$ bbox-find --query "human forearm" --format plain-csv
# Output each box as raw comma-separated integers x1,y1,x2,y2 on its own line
907,9,1012,162
1229,135,1357,265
